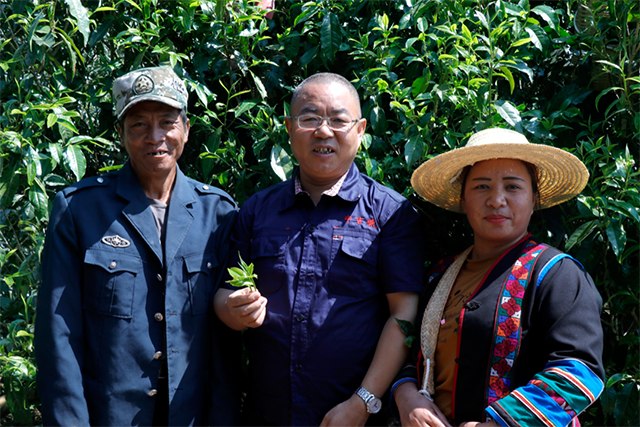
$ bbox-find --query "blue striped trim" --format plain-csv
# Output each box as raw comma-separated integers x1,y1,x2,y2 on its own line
537,254,583,287
513,384,572,426
543,359,604,402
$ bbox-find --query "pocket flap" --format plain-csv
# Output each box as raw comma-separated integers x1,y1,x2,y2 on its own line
251,234,287,258
338,232,377,266
84,249,140,274
184,252,218,274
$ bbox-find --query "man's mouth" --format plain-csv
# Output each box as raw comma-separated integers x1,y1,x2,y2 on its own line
148,151,168,157
314,147,334,154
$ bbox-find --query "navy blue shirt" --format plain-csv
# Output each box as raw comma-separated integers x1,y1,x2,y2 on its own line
226,163,424,426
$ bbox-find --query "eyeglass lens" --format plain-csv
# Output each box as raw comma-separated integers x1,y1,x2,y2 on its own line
297,114,355,131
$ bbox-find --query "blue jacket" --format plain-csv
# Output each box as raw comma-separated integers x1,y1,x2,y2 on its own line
35,162,241,426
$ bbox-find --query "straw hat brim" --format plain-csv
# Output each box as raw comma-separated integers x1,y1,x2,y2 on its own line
411,143,589,213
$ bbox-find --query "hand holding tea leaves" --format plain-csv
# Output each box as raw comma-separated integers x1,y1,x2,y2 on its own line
226,254,257,292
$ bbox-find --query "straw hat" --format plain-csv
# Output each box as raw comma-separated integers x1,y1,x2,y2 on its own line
411,128,589,213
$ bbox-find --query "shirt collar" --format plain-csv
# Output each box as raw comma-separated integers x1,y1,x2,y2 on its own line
294,170,348,198
279,163,364,211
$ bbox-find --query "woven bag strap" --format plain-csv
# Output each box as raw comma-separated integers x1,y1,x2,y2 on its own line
419,245,473,399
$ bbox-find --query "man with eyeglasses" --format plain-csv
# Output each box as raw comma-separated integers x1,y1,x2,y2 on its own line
214,73,425,426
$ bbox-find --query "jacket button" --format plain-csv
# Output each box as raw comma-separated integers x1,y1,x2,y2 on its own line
109,261,117,269
153,351,163,360
464,301,481,310
97,177,104,183
308,225,317,233
207,262,212,269
154,313,164,322
156,274,162,282
295,313,305,322
148,389,157,397
203,185,209,190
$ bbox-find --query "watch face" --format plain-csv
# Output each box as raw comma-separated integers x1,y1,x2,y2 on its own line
369,397,382,414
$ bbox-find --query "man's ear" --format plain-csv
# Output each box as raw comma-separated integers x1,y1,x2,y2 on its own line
356,118,367,143
284,116,293,136
184,118,190,143
116,124,124,146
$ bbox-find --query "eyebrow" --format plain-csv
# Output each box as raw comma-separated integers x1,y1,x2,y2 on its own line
298,106,351,116
470,176,526,181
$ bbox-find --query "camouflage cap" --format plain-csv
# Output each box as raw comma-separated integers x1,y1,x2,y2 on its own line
113,66,188,119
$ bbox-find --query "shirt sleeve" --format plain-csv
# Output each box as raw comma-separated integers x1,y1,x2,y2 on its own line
222,197,255,290
486,257,605,427
377,198,426,294
35,191,91,426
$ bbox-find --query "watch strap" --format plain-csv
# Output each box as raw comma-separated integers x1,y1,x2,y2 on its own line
355,386,378,413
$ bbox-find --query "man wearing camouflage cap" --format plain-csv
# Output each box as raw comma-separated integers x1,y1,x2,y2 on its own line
35,66,241,426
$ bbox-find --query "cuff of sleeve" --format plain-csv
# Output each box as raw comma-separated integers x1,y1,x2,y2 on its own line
485,406,508,427
389,377,418,421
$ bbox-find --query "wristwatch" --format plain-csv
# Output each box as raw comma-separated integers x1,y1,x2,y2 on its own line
355,386,382,414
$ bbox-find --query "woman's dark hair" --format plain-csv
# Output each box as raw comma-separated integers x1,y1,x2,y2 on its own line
459,160,540,210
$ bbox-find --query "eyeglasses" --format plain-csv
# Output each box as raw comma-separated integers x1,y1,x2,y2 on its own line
289,114,360,132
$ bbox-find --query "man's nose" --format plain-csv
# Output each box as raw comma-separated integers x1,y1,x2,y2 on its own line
313,120,334,138
145,123,165,143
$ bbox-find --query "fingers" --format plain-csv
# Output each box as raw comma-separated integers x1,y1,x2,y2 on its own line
397,386,452,427
227,288,268,328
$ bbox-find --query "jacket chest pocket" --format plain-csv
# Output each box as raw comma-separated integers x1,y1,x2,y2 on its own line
329,229,379,298
185,252,218,315
83,249,141,319
250,232,288,294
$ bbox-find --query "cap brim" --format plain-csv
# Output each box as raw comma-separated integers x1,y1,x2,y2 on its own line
117,95,185,119
411,143,589,212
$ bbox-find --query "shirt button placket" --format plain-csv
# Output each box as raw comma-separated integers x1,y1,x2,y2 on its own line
291,220,318,404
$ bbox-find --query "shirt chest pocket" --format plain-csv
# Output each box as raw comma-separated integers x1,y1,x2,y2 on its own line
83,249,142,319
184,252,218,315
250,232,288,294
329,230,379,298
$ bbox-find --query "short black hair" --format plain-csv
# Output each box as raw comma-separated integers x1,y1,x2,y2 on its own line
291,73,361,117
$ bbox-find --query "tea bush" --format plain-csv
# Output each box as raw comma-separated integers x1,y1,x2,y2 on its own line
0,0,637,425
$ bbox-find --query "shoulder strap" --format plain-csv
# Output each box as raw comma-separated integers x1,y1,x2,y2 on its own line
484,240,549,409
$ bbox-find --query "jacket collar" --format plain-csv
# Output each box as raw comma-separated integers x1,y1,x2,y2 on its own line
116,162,194,266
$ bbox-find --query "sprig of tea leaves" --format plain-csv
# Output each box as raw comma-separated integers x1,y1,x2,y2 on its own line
226,254,257,292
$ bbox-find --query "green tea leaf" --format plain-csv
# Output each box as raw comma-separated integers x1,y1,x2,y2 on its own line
270,144,293,182
320,12,341,64
494,100,521,127
63,144,86,182
65,0,90,46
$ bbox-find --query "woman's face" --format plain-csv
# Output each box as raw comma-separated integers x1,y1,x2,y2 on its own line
462,159,536,253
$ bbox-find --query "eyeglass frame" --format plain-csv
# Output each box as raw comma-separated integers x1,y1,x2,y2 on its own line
287,114,362,132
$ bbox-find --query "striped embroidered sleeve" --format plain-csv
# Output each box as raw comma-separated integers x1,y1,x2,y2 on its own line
485,359,604,427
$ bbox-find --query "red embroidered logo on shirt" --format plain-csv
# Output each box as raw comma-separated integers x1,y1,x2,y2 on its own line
344,216,377,228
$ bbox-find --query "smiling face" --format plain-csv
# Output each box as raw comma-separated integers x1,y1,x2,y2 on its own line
118,101,189,185
285,82,366,189
462,159,536,258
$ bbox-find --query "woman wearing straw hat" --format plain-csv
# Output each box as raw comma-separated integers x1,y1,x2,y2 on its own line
390,128,604,427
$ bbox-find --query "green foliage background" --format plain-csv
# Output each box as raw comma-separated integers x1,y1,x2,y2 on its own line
0,0,638,425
